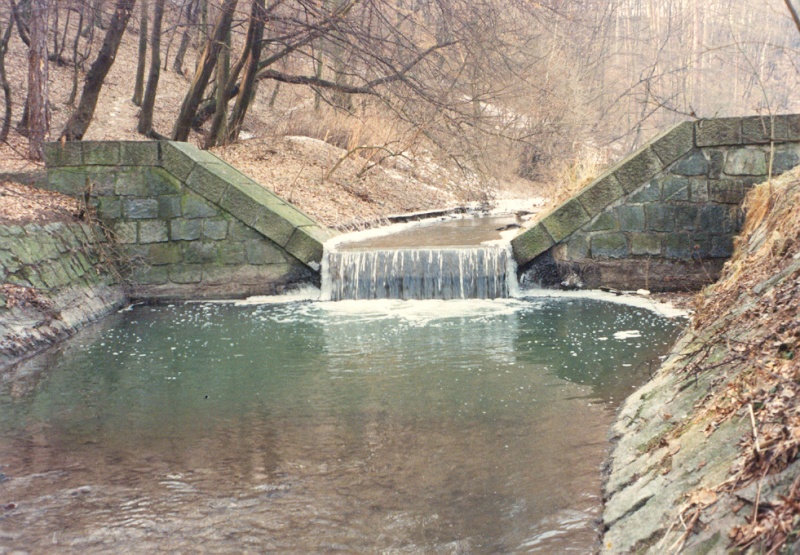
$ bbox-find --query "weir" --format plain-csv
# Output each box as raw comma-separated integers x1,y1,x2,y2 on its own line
322,245,513,301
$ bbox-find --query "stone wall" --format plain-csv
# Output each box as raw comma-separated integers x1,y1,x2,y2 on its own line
512,115,800,291
0,220,126,369
43,141,333,299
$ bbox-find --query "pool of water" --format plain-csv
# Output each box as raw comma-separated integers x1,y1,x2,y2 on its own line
0,298,683,553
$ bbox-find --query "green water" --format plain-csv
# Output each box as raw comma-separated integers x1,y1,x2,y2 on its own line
0,297,682,553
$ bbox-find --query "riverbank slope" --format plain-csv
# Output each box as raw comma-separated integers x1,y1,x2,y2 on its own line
603,166,800,553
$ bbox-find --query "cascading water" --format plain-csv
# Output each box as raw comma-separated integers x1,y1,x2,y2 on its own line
322,244,517,301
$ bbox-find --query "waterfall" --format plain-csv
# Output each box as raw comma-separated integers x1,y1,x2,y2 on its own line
322,246,512,301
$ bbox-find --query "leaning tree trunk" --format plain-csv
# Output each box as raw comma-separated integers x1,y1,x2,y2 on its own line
171,0,196,74
226,0,265,144
26,0,49,160
132,0,147,106
204,23,230,148
137,0,164,134
61,0,136,141
171,0,237,142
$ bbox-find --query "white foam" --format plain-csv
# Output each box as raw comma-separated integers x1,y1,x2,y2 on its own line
613,330,642,340
515,289,689,319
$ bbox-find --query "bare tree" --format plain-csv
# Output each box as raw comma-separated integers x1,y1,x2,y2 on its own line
26,0,49,160
0,9,15,142
132,0,148,106
137,0,165,135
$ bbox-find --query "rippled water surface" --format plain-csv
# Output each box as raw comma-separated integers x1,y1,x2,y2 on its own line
0,298,682,553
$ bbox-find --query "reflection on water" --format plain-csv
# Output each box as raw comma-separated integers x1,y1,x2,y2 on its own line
0,299,682,553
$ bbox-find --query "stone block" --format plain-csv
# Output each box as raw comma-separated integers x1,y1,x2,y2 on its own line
698,205,730,234
170,218,203,241
631,233,661,256
251,208,298,247
264,202,316,228
696,118,741,146
160,141,197,182
97,196,122,219
787,114,800,141
674,205,700,231
124,198,159,219
613,148,663,193
169,264,203,284
576,174,624,217
628,181,661,203
773,146,800,175
203,219,228,240
662,176,690,201
650,121,695,166
146,168,183,196
591,233,628,259
119,141,160,166
709,181,746,204
85,168,118,196
113,221,138,243
617,205,645,232
227,220,262,241
245,240,288,265
182,192,219,219
724,149,767,176
185,164,229,204
183,241,218,264
711,236,734,258
511,225,555,265
706,149,725,179
158,196,182,219
82,141,120,165
690,179,709,202
204,263,295,286
219,242,246,264
133,265,169,285
645,204,675,232
741,116,789,144
219,186,263,226
665,233,695,259
285,226,327,266
43,141,83,166
586,211,618,232
566,234,589,261
47,168,86,196
138,220,169,243
541,199,591,243
115,170,148,196
147,243,182,265
671,151,709,176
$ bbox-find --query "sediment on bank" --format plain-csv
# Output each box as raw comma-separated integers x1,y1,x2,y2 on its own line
603,167,800,554
0,184,126,370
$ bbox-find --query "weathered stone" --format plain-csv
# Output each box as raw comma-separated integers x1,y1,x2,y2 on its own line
661,177,690,201
115,170,148,196
183,241,218,264
650,121,695,166
631,233,661,256
43,141,83,166
97,196,122,219
147,243,182,265
591,233,628,258
628,181,661,203
708,181,746,204
169,264,203,284
124,198,159,219
160,141,197,182
219,242,246,264
741,115,788,144
665,233,695,259
696,118,741,146
711,235,734,258
219,185,263,226
613,148,663,193
617,205,645,232
112,221,138,244
706,149,725,179
671,151,709,176
158,196,182,219
689,179,709,202
674,205,700,231
566,234,589,261
773,146,800,175
285,226,326,265
576,174,624,217
698,205,730,234
511,225,555,265
185,164,229,204
85,168,117,196
133,265,169,285
787,114,800,141
251,208,298,247
82,142,120,165
203,219,228,240
227,220,263,241
170,218,203,241
204,263,295,286
245,240,287,265
541,199,591,243
146,168,182,196
182,193,219,219
47,168,86,196
119,141,160,166
585,211,618,232
724,148,767,176
645,204,675,232
138,220,169,243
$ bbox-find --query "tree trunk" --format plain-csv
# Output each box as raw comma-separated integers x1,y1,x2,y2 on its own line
171,0,237,142
171,0,194,74
0,17,15,142
67,1,88,106
61,0,136,141
132,0,147,106
226,0,265,144
204,23,230,148
137,0,164,134
26,0,49,160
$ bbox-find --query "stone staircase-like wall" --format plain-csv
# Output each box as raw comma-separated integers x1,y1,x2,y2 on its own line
43,141,334,299
511,115,800,291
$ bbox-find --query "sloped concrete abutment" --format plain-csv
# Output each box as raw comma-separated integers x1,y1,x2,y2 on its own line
43,140,335,299
511,114,800,291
